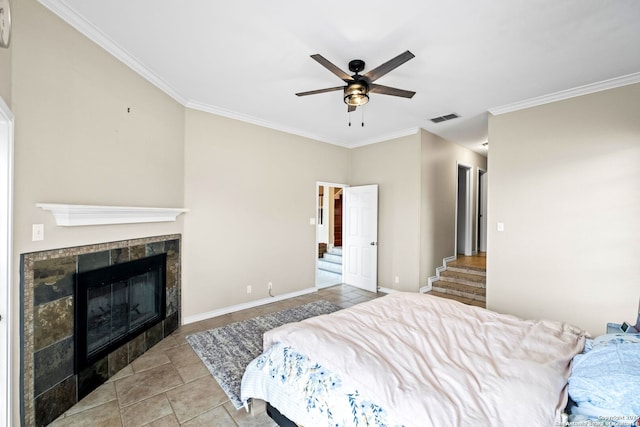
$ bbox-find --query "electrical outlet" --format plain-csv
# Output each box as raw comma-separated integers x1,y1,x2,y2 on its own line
268,282,272,290
246,285,252,294
394,276,400,284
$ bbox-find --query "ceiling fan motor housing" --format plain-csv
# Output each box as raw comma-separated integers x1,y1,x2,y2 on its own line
348,59,366,74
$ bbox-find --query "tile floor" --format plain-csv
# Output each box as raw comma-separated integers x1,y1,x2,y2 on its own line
51,284,384,427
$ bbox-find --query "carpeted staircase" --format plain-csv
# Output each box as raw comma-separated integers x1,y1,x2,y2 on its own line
317,246,343,287
428,257,486,308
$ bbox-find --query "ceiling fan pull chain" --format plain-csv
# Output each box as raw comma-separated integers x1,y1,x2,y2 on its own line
348,111,352,127
361,106,365,127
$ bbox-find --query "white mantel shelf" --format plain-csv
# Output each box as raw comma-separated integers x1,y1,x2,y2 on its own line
36,203,189,226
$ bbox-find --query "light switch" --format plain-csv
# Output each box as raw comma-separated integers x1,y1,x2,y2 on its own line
309,218,316,225
32,224,44,241
497,222,504,232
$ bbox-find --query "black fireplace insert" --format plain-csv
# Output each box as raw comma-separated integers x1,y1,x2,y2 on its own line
74,253,167,373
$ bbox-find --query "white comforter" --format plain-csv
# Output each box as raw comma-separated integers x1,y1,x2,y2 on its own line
263,292,586,427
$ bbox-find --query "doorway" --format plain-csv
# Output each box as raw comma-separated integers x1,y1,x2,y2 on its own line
456,163,473,256
316,182,346,288
477,168,487,253
0,96,14,427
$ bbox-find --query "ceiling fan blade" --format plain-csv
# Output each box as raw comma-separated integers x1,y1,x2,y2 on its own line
296,86,345,97
347,105,357,113
370,84,416,98
310,54,354,82
364,50,415,82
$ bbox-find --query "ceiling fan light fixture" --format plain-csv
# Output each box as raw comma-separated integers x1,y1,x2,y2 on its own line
344,82,369,106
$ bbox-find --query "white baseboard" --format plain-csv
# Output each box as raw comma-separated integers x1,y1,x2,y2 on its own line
422,255,457,293
183,286,318,325
377,286,398,294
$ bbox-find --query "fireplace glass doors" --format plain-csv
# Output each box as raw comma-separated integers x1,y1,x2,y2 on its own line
75,254,166,372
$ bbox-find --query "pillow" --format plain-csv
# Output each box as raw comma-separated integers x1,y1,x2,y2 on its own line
568,333,640,416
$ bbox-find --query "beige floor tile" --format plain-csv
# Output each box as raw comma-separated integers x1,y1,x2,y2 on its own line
338,301,356,308
165,375,229,423
120,393,174,427
116,363,183,407
180,405,236,427
144,413,180,427
65,382,117,417
164,343,202,370
146,335,179,353
224,400,278,427
130,351,171,373
195,314,234,331
50,400,122,427
175,359,210,384
107,365,134,383
349,295,375,305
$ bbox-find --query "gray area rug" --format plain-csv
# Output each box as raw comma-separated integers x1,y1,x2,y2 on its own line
186,300,341,409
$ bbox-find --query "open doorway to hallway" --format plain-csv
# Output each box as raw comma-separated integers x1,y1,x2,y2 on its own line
316,183,345,288
456,163,473,256
477,168,487,253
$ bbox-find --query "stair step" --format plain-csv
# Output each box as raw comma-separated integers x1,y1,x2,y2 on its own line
446,265,486,276
318,259,342,274
322,252,342,263
425,291,486,308
432,281,486,302
328,247,342,255
439,270,485,287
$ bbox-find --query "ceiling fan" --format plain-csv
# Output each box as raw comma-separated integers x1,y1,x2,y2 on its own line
296,50,416,112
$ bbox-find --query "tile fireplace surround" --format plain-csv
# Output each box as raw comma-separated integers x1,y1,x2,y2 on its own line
20,234,181,426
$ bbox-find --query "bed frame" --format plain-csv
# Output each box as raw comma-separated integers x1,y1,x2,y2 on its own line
266,402,297,427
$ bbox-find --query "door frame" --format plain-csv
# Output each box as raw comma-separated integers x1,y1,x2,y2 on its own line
455,162,473,256
315,181,347,288
0,96,14,427
476,168,487,253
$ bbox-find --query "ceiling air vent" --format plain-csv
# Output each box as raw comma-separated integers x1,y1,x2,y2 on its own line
430,113,459,123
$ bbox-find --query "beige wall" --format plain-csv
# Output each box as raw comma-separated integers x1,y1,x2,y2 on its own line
0,39,9,106
0,0,10,107
182,109,350,317
12,1,185,254
10,0,185,419
487,83,640,336
349,130,487,292
420,130,487,285
350,133,422,291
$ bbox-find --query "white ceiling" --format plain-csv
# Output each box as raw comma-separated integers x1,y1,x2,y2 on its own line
40,0,640,155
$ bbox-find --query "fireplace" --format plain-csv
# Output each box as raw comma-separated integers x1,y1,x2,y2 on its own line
21,235,181,427
75,254,167,372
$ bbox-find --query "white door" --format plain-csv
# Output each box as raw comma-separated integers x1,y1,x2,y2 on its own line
343,185,378,293
0,97,13,427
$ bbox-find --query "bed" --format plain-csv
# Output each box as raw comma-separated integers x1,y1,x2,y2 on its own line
241,292,587,426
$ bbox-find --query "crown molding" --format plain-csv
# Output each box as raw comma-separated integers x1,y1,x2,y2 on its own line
348,127,420,148
489,72,640,116
188,100,421,149
36,203,188,226
184,100,350,147
38,0,188,105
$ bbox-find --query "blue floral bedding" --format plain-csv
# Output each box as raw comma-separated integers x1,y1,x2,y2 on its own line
241,343,402,426
568,333,640,426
